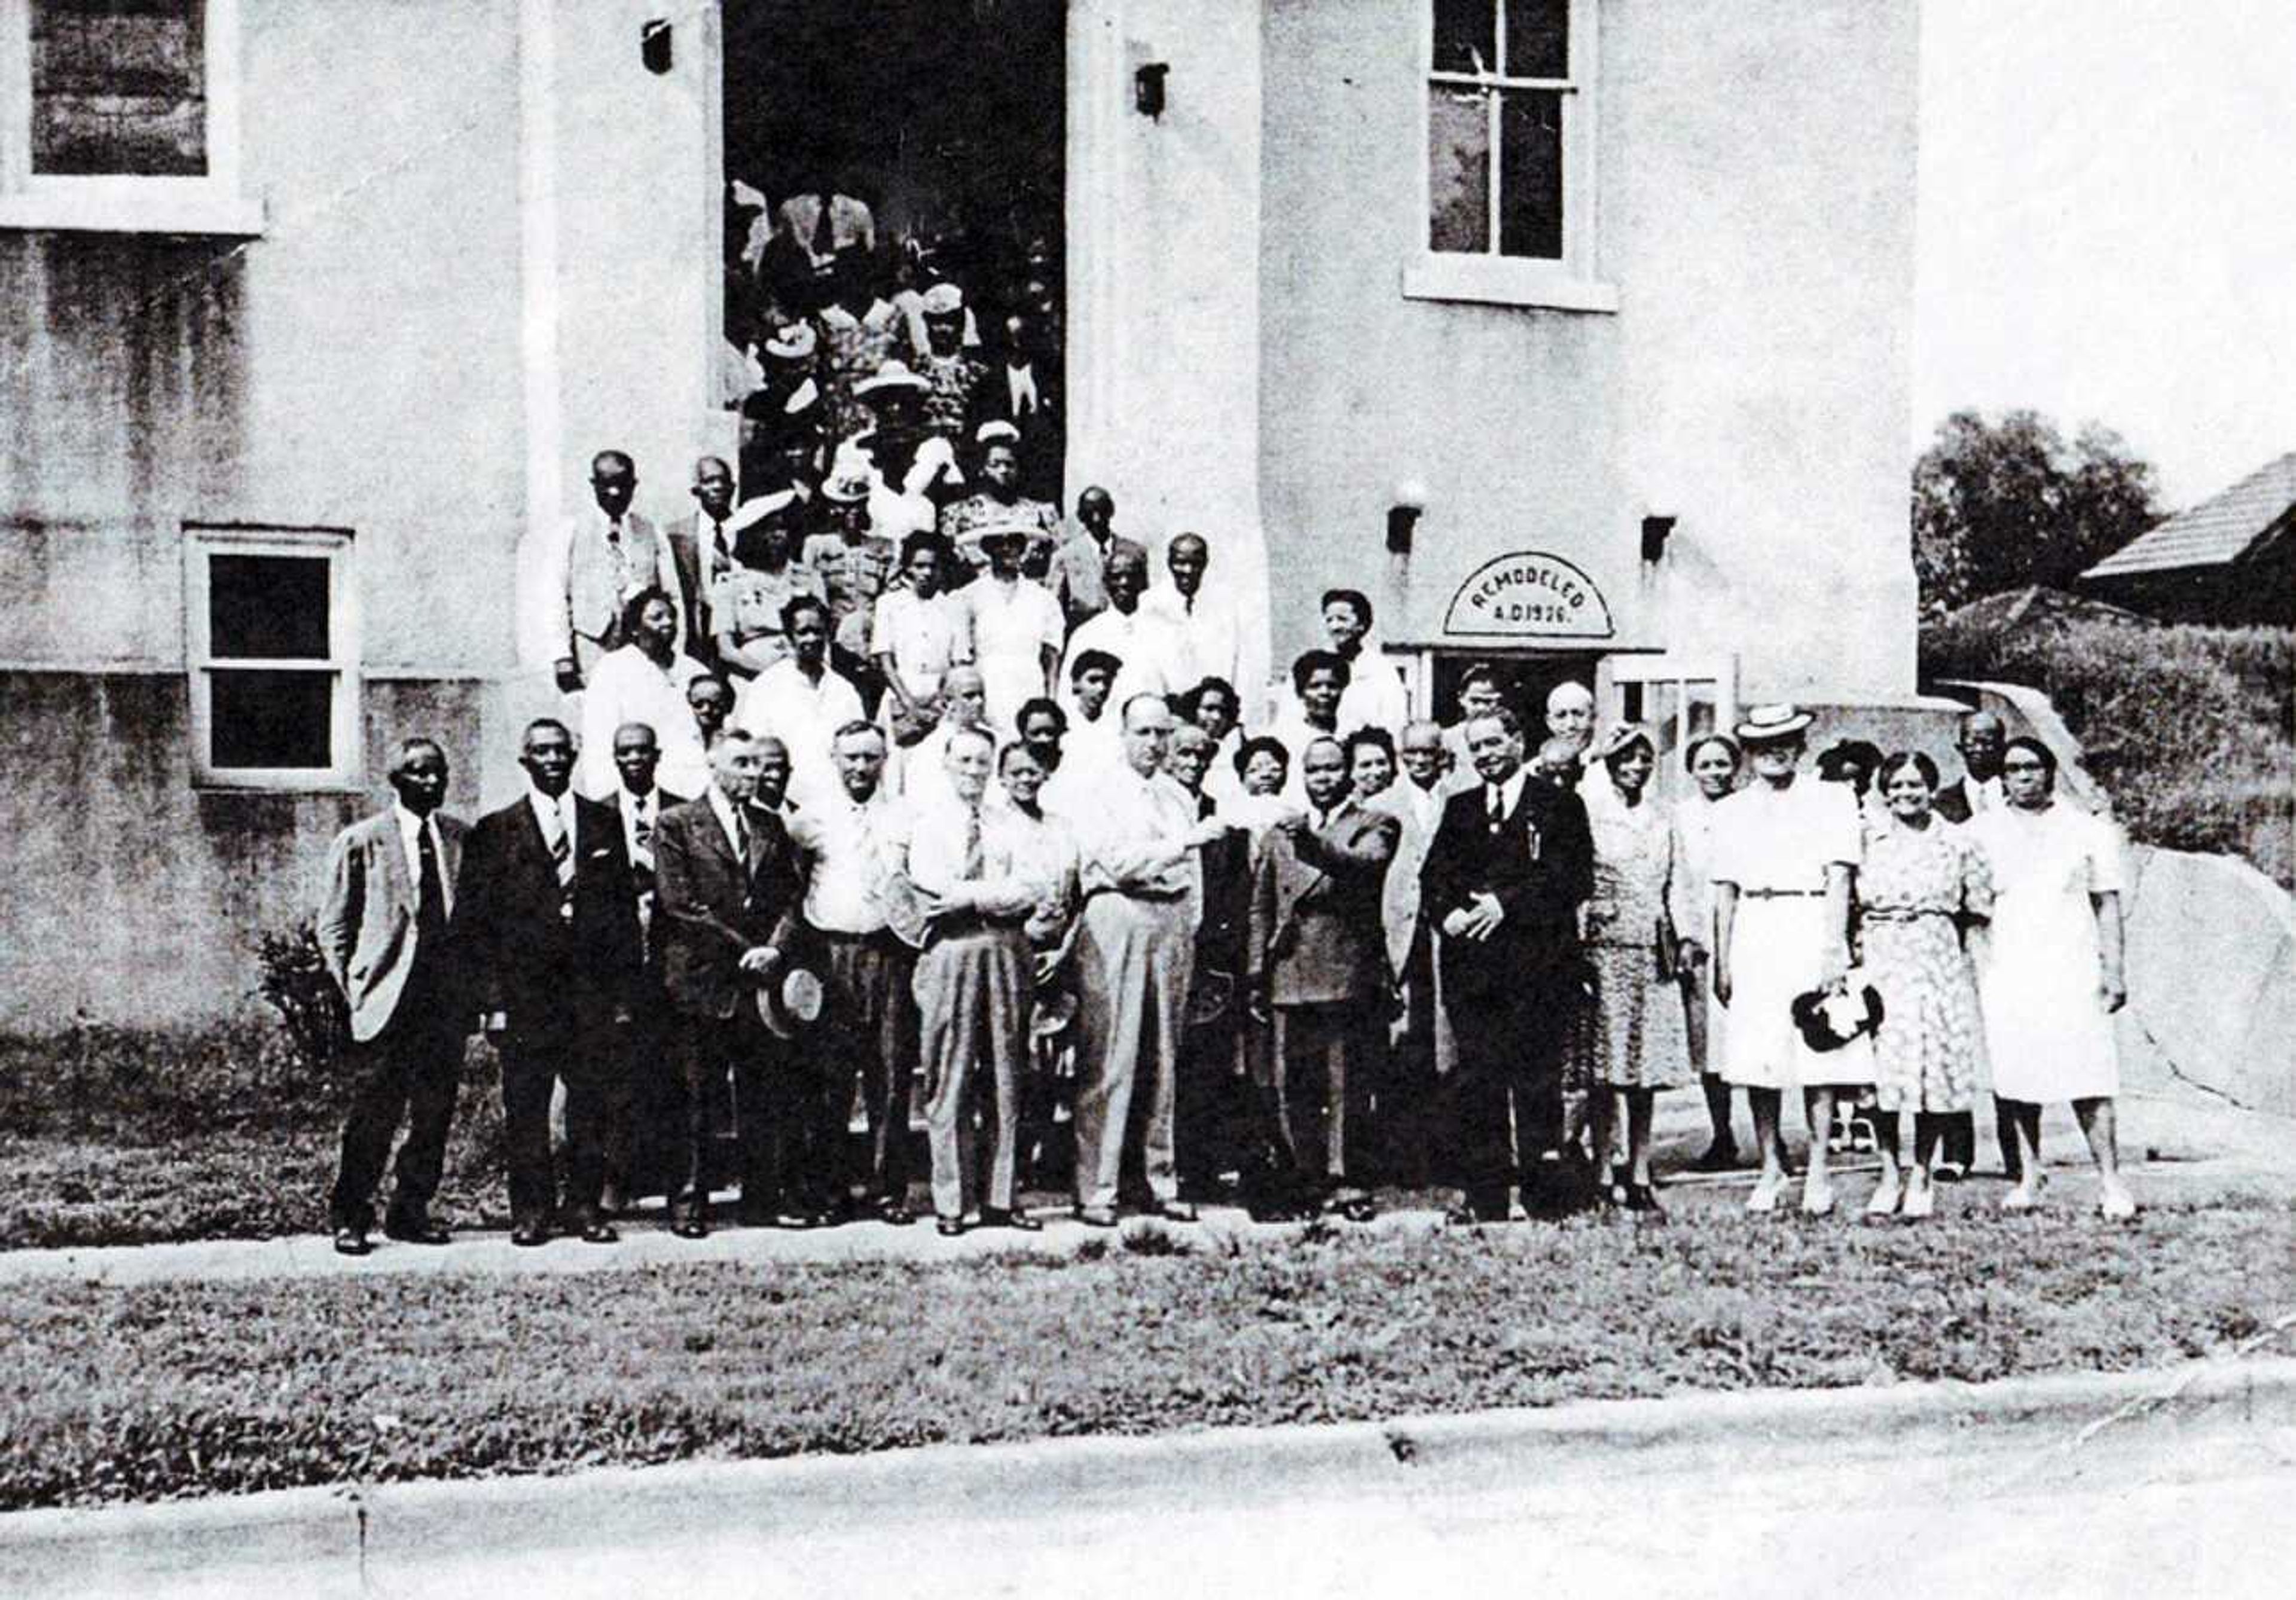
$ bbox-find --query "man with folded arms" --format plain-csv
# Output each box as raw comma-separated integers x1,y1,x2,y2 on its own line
1067,694,1229,1225
906,726,1053,1235
786,720,918,1225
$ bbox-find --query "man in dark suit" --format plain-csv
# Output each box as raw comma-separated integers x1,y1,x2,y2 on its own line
652,728,807,1235
600,721,692,1216
1166,722,1257,1204
663,456,738,670
1250,737,1402,1220
1420,707,1594,1223
456,719,643,1245
316,737,471,1256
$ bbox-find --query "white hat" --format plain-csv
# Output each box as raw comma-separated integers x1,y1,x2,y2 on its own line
919,282,964,316
762,323,817,361
973,420,1021,447
1735,703,1815,744
853,358,930,396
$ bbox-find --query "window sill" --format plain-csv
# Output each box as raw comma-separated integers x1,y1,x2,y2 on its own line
191,771,363,796
0,185,267,237
1402,254,1619,314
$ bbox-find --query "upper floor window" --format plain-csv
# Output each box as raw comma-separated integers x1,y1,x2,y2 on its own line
185,525,361,790
1409,0,1614,312
0,0,263,233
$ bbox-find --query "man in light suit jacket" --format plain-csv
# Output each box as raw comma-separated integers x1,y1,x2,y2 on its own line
1420,708,1593,1223
455,719,643,1245
536,449,685,693
653,729,807,1235
1367,720,1454,1186
662,456,739,671
316,738,470,1256
1248,737,1402,1219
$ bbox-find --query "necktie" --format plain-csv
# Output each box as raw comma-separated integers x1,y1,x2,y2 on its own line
731,805,752,866
631,804,654,871
416,820,447,941
961,804,985,881
1488,786,1506,828
710,520,731,583
811,190,835,259
547,806,575,888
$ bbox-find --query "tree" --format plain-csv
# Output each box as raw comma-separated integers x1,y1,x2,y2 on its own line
1911,410,2163,615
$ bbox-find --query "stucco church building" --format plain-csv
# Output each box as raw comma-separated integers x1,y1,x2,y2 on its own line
0,0,1918,1031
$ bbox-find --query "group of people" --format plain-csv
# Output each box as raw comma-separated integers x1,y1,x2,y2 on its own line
321,424,2139,1250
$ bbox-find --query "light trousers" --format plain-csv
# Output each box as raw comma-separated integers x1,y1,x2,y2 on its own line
915,923,1031,1219
1071,893,1195,1209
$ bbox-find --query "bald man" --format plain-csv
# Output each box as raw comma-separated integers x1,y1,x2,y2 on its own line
1544,681,1596,768
1066,694,1229,1224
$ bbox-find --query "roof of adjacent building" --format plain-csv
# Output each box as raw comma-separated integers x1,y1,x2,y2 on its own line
1944,585,2152,633
2083,451,2296,579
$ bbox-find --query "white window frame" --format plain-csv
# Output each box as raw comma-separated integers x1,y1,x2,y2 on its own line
1406,0,1614,313
0,0,263,235
185,524,361,792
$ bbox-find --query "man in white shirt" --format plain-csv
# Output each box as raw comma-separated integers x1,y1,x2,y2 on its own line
1317,588,1409,738
907,726,1051,1233
1044,653,1124,816
1061,545,1178,726
785,721,917,1224
1272,649,1352,805
732,594,868,816
579,588,708,799
1143,533,1242,694
533,450,686,694
1440,664,1509,775
1067,694,1229,1225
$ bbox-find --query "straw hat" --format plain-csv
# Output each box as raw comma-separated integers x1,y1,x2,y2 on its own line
1734,703,1815,744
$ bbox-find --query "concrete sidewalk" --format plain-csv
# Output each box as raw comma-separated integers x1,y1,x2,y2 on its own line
5,1353,2293,1598
1,1084,2285,1289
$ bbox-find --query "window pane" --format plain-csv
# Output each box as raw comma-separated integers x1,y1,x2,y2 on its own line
1431,0,1494,75
30,0,208,178
1428,88,1491,254
1497,88,1563,259
1504,0,1570,79
209,554,331,661
209,670,335,771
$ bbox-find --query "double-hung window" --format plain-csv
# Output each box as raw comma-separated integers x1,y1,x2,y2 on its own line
0,0,262,234
1409,0,1613,312
185,526,361,790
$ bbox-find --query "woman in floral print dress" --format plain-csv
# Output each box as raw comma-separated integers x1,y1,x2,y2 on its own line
1858,752,1992,1220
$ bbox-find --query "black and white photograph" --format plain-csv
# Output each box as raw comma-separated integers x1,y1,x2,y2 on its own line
1,1,2290,1594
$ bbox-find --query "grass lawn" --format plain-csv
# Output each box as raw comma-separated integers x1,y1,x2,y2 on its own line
5,1200,2290,1511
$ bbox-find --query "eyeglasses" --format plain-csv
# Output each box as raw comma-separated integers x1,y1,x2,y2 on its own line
2002,759,2050,772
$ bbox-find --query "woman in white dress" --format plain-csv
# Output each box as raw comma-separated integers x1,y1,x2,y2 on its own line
1966,737,2136,1219
1710,705,1866,1214
1671,732,1742,1170
952,524,1063,738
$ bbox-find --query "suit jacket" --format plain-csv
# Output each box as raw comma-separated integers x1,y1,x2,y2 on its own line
539,508,678,667
1193,822,1254,982
1420,773,1593,1003
316,809,469,1043
1369,782,1446,980
662,511,730,664
1048,530,1149,633
610,787,691,977
653,792,805,1021
454,794,642,1044
1934,777,1979,825
1249,799,1402,1007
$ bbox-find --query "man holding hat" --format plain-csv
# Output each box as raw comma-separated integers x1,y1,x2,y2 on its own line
654,729,811,1233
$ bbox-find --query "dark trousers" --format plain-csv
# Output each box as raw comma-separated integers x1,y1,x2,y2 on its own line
500,1020,617,1229
819,930,918,1205
1446,957,1575,1218
329,986,463,1231
600,993,670,1206
1271,1000,1378,1195
1381,938,1441,1186
670,1010,800,1222
1940,1098,2023,1177
1176,1004,1241,1191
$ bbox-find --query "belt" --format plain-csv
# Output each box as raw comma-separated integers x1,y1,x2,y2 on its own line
1083,884,1187,905
1739,887,1823,899
1861,906,1950,923
817,926,899,948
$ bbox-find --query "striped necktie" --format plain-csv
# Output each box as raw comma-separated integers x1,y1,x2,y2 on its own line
546,807,574,888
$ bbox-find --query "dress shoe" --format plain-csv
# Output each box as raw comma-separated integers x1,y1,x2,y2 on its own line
1931,1159,1968,1184
1690,1141,1741,1173
672,1217,710,1241
580,1220,620,1244
2097,1186,2138,1223
332,1226,372,1257
1151,1199,1199,1223
1800,1181,1837,1217
383,1215,452,1246
1625,1183,1664,1216
510,1223,549,1247
1745,1175,1785,1214
935,1216,967,1238
1900,1180,1936,1220
775,1210,824,1230
979,1207,1043,1232
1074,1204,1120,1228
873,1196,917,1227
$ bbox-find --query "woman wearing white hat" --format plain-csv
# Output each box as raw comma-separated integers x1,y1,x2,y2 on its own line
1709,704,1867,1213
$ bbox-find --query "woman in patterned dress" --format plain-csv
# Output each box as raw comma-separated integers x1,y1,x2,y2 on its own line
1858,753,1993,1220
1583,725,1691,1211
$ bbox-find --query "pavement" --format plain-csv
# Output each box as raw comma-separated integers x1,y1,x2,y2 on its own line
1,1081,2286,1288
6,1353,2293,1598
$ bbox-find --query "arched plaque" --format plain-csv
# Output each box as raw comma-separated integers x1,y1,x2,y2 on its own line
1442,551,1614,639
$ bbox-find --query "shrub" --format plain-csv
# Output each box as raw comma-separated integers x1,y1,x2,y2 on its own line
1921,615,2295,887
251,921,347,1103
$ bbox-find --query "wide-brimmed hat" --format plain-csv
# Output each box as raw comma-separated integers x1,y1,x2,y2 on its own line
755,964,826,1040
1593,720,1657,763
919,282,964,316
1735,703,1815,745
762,323,817,361
968,517,1040,548
819,445,877,504
1031,988,1079,1038
973,420,1021,447
1791,982,1885,1052
853,358,930,396
726,487,802,534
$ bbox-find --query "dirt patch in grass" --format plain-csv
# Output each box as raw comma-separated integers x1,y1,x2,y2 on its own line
4,1202,2290,1510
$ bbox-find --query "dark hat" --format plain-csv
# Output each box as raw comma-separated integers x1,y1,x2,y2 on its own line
1791,982,1885,1052
754,964,826,1040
